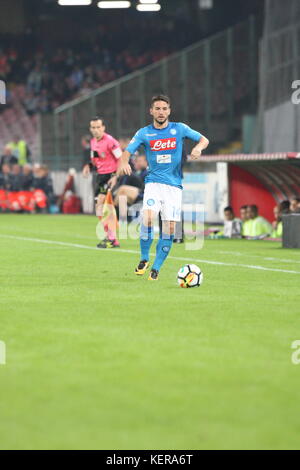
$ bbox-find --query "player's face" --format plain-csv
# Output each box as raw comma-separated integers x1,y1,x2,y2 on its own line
90,120,105,140
150,101,171,126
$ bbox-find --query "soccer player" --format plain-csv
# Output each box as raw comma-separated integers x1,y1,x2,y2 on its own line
82,116,122,248
117,94,209,280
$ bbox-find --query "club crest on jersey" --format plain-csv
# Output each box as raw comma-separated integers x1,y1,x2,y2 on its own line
91,150,105,159
150,138,177,151
170,128,177,135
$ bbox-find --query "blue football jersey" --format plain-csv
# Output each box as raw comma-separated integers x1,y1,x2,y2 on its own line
126,122,202,189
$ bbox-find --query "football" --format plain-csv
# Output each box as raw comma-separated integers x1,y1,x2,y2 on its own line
177,264,203,288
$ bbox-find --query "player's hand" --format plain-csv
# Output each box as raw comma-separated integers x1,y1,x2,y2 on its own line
118,163,132,176
190,148,202,160
82,164,90,178
108,175,118,189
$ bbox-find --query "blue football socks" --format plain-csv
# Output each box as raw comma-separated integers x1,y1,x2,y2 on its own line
140,224,154,261
152,232,174,271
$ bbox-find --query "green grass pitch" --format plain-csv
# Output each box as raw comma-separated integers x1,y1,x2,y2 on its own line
0,214,300,450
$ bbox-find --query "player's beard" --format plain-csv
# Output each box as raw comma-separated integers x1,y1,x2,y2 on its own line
154,117,168,126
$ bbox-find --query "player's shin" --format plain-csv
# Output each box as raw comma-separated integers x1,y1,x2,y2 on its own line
140,224,154,261
152,232,174,271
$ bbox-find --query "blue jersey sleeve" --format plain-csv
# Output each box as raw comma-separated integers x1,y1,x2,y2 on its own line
126,129,145,155
179,123,202,142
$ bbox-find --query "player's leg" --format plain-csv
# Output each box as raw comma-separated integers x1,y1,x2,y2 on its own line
114,185,139,221
135,209,156,275
96,173,119,248
135,183,160,275
95,193,106,218
148,220,175,280
148,185,182,281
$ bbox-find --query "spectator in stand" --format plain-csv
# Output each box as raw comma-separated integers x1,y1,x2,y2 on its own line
1,11,199,117
0,145,18,169
37,89,50,113
32,164,55,211
23,91,39,115
290,197,300,213
0,163,12,190
21,164,34,190
6,136,31,166
58,168,77,211
27,65,43,93
10,164,22,191
242,205,272,239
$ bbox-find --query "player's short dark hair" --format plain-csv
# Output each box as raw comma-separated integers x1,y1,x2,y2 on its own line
224,206,233,213
291,196,300,202
150,94,171,107
90,116,105,125
240,205,248,210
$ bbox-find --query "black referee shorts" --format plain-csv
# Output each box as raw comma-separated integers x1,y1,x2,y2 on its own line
94,172,116,198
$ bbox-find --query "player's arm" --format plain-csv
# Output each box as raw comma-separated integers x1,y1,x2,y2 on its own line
190,135,209,160
107,141,124,187
117,150,132,176
82,151,94,178
82,163,91,177
117,130,145,176
181,123,209,160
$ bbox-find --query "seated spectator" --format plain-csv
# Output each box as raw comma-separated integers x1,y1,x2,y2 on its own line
113,154,148,220
32,164,55,211
62,190,81,214
210,206,242,239
272,200,291,238
290,197,300,213
242,205,272,238
223,206,242,238
0,145,18,169
21,164,34,190
239,205,249,223
0,163,12,190
10,164,22,191
58,168,80,213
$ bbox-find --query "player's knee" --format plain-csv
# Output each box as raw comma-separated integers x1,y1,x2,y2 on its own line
162,221,175,236
143,210,154,227
144,217,154,227
169,222,175,234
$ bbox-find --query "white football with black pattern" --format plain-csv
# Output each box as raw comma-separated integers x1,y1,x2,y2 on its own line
177,264,203,288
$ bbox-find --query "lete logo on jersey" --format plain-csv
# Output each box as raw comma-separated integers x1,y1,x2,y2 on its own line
150,138,177,151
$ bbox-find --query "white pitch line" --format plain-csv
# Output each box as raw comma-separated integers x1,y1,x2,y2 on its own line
216,250,300,264
1,234,300,275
